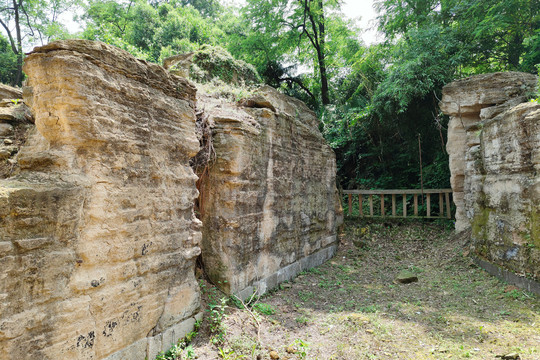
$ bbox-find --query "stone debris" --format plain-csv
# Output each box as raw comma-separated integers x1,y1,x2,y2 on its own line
496,353,520,360
0,83,22,99
396,270,419,284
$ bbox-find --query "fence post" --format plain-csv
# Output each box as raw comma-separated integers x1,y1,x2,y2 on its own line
402,194,407,218
445,192,451,219
342,189,453,220
439,193,443,217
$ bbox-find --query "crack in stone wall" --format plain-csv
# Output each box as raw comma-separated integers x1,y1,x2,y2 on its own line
0,40,341,359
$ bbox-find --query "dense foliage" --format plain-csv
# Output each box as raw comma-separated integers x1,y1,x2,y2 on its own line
1,0,538,190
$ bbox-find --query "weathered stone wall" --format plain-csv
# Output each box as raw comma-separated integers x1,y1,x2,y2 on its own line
0,85,33,178
198,86,341,298
0,40,202,360
441,72,539,282
1,40,341,359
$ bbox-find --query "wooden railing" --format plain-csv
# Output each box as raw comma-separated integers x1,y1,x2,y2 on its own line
343,189,453,219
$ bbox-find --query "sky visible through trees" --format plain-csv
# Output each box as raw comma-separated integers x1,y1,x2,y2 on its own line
0,0,538,191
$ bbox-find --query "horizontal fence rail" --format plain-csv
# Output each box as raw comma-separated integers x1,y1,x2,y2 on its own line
343,189,453,219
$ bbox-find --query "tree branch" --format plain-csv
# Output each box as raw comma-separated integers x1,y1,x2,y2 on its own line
300,0,318,49
19,1,36,37
281,76,317,103
0,17,18,54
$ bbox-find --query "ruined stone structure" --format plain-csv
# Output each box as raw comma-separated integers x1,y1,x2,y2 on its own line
0,40,203,360
0,40,340,359
198,87,340,298
441,72,540,285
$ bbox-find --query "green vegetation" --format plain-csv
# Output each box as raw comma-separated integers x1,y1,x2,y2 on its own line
157,221,539,359
252,303,276,316
1,0,538,190
154,320,200,360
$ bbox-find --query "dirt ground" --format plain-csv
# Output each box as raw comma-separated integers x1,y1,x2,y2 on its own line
166,220,540,360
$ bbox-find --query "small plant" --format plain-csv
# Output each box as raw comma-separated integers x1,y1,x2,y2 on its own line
202,282,230,346
253,302,276,315
308,267,325,275
209,295,228,345
505,289,532,301
155,344,182,360
10,99,20,105
154,319,201,359
298,290,314,302
357,305,379,313
293,339,309,359
229,295,244,309
218,347,247,359
184,345,195,359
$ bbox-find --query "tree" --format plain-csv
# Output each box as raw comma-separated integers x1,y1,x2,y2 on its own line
178,0,221,18
0,0,75,85
374,0,540,73
0,33,17,84
300,0,330,105
81,0,229,63
235,0,359,108
0,0,26,85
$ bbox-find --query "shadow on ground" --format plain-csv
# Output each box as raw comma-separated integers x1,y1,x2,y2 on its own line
172,220,540,360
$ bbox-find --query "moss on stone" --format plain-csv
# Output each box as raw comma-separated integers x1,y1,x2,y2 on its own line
189,45,261,86
471,206,490,240
530,206,540,248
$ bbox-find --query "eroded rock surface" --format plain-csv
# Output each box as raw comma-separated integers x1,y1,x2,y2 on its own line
441,72,539,281
0,40,202,360
197,86,341,298
1,40,341,359
0,85,33,178
440,72,537,232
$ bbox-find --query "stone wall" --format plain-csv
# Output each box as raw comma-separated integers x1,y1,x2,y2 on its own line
0,40,340,359
0,85,33,178
441,72,539,282
0,40,202,360
198,86,341,298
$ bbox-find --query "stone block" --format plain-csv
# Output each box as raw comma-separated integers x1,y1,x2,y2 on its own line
441,71,540,283
0,40,201,360
199,86,340,296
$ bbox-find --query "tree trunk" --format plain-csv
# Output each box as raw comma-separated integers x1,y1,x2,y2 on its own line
507,32,523,70
317,0,330,105
13,0,23,86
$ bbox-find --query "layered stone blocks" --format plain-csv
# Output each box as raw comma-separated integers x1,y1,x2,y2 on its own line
441,72,539,283
0,40,202,360
198,86,341,298
0,39,340,359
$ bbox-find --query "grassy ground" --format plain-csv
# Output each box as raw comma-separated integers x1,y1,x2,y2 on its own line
158,220,540,360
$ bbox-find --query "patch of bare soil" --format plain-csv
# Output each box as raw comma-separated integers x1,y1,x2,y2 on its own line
175,221,540,360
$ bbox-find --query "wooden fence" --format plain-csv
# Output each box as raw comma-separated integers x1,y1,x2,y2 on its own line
343,189,453,219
